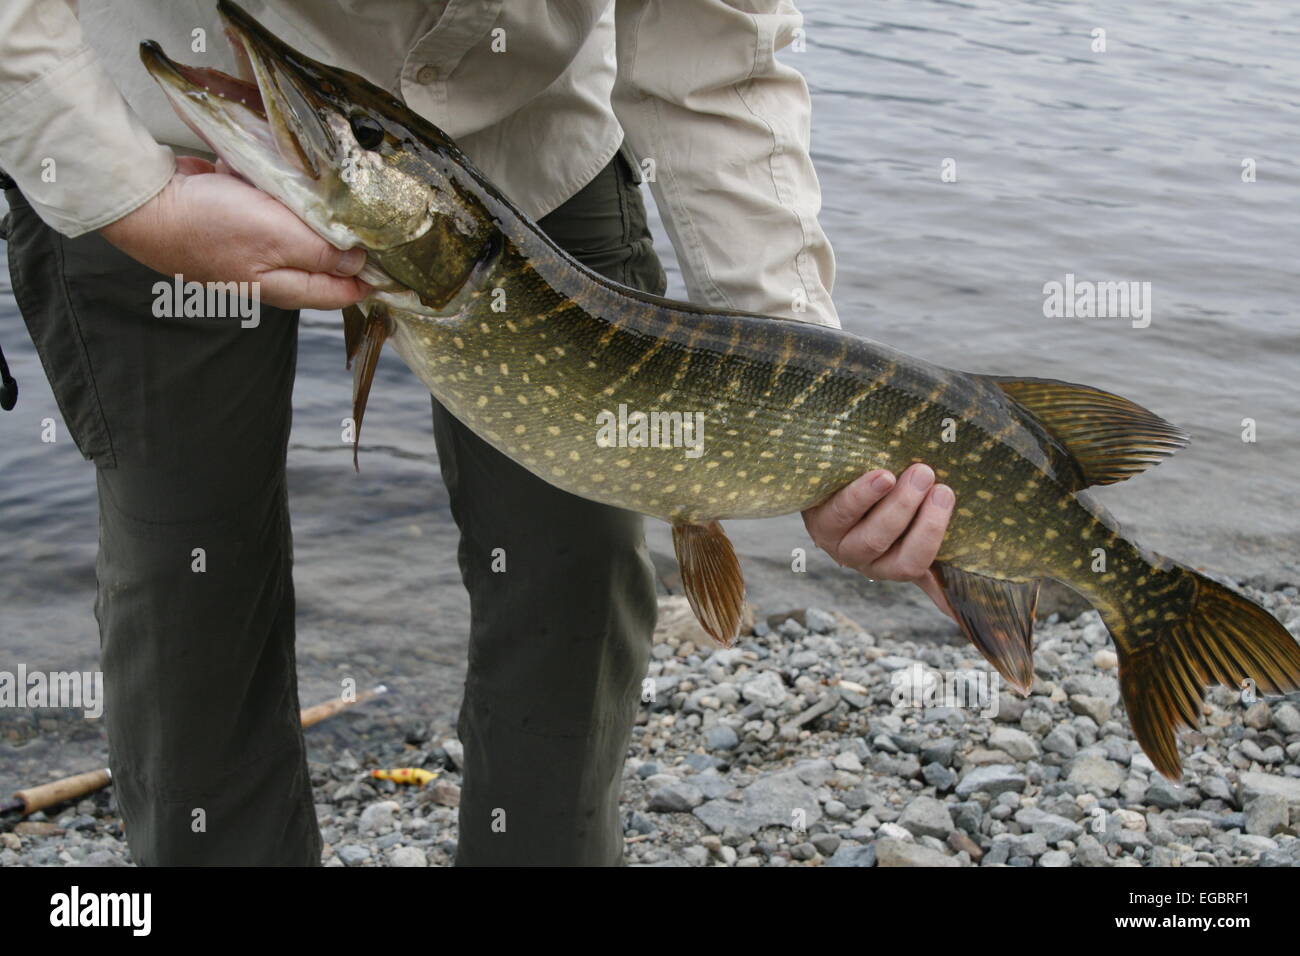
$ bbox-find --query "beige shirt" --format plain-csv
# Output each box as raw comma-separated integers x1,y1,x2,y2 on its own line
0,0,838,326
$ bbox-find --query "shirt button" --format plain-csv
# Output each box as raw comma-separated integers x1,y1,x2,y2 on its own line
415,65,438,84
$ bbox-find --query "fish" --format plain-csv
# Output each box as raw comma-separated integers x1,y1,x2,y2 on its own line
141,0,1300,778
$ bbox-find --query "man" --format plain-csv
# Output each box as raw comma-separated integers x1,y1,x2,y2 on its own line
0,0,954,865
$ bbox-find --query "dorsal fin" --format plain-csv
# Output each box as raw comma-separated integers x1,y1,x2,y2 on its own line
986,376,1188,487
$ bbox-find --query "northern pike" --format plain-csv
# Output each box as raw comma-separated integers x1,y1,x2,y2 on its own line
142,1,1300,778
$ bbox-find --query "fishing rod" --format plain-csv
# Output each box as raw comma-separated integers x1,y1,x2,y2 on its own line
0,684,388,820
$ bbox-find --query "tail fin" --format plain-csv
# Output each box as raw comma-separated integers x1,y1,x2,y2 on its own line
1109,571,1300,779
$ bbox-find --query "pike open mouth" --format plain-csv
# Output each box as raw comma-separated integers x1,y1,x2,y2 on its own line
140,37,269,150
157,29,263,116
139,18,318,181
138,0,400,277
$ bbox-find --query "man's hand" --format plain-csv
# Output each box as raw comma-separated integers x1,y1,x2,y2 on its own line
100,156,369,310
802,463,957,620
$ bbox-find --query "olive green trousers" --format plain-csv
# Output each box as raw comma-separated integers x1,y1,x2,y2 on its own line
3,146,662,865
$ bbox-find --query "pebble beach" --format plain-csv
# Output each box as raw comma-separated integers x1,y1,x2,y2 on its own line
5,579,1300,868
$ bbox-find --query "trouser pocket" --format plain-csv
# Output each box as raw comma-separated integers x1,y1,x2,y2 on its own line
5,188,117,465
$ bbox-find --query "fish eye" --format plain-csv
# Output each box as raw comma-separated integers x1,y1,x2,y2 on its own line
350,115,385,150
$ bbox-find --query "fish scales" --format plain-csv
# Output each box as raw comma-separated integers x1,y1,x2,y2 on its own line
392,247,971,522
394,235,1080,564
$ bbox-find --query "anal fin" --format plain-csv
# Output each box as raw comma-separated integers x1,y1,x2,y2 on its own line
346,303,391,471
934,563,1040,695
672,521,746,647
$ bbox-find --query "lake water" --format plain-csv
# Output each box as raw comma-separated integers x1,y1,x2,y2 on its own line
3,0,1298,754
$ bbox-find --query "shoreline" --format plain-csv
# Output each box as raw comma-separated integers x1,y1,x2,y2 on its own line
4,580,1299,867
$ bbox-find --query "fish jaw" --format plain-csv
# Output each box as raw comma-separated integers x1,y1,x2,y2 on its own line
138,40,364,255
139,1,451,261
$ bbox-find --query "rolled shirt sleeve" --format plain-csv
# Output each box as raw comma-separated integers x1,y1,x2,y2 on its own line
613,0,838,328
0,0,175,237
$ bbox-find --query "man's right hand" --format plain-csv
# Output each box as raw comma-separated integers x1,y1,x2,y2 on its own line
802,463,957,622
99,156,369,310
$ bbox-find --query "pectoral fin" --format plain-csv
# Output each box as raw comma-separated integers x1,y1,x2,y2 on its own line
343,304,366,366
345,303,391,471
672,521,746,647
934,563,1040,695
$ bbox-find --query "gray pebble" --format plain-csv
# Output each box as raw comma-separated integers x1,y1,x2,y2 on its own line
1066,755,1124,795
956,764,1027,799
921,738,957,767
336,844,370,866
682,845,710,866
922,762,958,792
704,724,740,751
811,833,842,856
1243,795,1289,836
1144,778,1191,810
648,782,705,813
389,846,428,867
899,796,955,840
359,800,400,834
